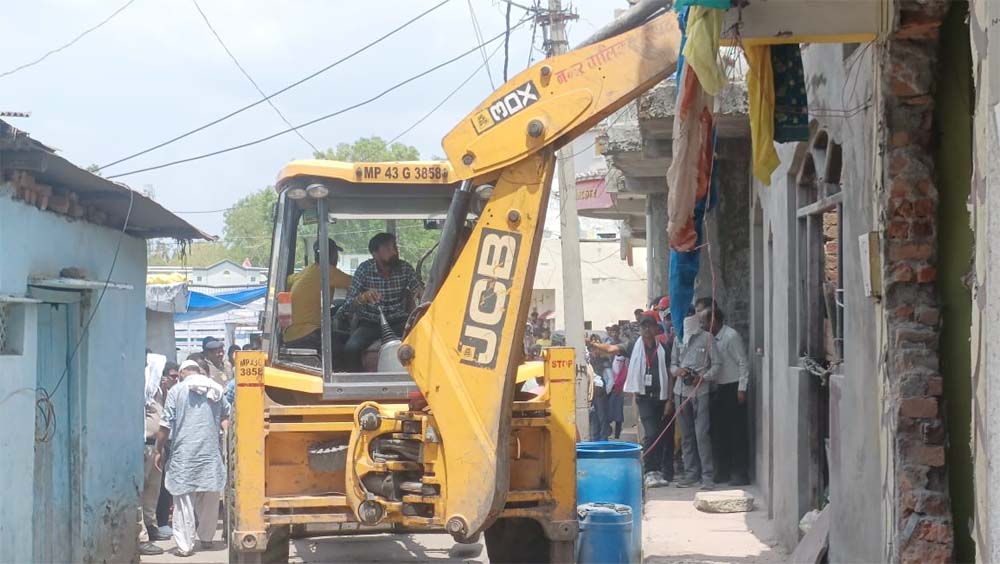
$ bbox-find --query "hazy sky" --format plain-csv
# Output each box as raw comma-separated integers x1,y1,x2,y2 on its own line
4,0,626,235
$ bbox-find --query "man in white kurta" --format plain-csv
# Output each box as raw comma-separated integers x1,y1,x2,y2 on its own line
155,360,230,556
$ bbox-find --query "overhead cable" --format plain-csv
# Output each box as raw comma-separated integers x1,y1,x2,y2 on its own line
466,0,497,90
190,0,318,153
97,0,450,171
0,0,138,80
106,25,525,179
387,39,505,145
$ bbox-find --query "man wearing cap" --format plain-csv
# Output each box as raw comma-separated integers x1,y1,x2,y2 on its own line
199,337,229,386
283,238,353,350
655,296,672,335
154,359,230,557
589,313,674,488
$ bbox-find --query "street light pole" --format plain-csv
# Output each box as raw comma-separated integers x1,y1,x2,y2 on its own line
545,0,590,440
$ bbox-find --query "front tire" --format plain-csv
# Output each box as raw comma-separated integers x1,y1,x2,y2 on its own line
484,518,550,563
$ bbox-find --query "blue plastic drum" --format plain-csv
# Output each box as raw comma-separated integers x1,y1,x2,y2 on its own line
576,503,634,564
576,441,643,560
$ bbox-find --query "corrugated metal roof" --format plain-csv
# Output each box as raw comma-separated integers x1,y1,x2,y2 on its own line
0,120,212,240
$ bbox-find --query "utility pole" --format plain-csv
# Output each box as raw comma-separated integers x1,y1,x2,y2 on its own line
543,0,589,440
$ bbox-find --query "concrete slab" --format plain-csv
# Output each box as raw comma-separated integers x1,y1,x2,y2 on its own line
693,489,756,514
642,486,786,564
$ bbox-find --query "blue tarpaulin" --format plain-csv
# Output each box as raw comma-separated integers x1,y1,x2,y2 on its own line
174,287,266,322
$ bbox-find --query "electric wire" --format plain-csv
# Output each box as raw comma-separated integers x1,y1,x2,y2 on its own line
105,28,518,180
466,0,497,90
497,0,536,11
0,0,138,80
96,0,450,172
525,7,539,68
190,0,318,154
387,38,506,145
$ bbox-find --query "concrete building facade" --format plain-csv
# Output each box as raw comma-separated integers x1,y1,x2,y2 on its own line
531,239,648,331
148,258,267,289
596,1,1000,561
0,121,205,562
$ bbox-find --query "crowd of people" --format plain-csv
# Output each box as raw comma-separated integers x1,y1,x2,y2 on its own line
585,296,750,491
139,335,252,557
136,280,749,557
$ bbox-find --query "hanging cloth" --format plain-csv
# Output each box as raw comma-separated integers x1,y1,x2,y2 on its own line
771,44,810,143
681,6,728,96
669,147,718,340
745,45,781,186
666,65,715,249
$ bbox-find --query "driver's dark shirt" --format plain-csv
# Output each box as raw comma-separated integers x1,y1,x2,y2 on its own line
345,259,421,323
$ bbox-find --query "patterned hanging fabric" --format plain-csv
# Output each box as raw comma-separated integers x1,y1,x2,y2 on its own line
771,44,810,143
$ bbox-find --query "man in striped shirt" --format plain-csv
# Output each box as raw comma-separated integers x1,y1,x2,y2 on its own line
342,233,422,371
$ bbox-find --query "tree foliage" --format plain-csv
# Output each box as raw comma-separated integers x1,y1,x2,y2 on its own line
223,186,278,266
313,136,419,162
313,137,440,270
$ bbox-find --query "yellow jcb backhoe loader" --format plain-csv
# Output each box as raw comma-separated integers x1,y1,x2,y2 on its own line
229,2,681,562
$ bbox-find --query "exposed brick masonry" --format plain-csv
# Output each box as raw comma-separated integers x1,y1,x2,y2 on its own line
882,1,954,562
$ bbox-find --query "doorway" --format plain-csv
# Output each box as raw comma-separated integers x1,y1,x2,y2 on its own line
32,300,81,563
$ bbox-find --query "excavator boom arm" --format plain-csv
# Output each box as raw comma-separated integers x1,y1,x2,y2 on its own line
398,9,682,537
442,10,682,181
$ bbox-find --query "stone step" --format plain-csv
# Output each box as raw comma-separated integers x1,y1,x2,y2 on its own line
693,489,755,513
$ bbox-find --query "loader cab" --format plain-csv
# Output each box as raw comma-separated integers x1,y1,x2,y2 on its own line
263,159,477,400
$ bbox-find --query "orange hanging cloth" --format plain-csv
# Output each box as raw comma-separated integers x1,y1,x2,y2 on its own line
666,65,714,251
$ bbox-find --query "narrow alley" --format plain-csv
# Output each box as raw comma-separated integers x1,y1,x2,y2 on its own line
138,486,785,564
3,0,1000,563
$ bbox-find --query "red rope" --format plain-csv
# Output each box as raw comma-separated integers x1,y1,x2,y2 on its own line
640,181,719,461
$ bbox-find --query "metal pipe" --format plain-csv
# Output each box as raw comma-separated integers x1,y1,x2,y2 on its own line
421,180,474,303
577,0,673,48
316,196,333,382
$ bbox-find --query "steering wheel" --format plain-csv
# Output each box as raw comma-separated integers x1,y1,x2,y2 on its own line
329,299,352,338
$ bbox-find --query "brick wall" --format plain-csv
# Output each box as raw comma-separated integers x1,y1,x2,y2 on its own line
881,1,954,562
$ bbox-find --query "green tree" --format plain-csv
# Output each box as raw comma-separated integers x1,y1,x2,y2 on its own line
147,241,231,267
223,187,278,267
313,138,441,271
314,136,419,162
148,137,443,271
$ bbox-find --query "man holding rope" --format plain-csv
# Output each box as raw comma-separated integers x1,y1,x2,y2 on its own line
589,313,674,489
672,307,721,490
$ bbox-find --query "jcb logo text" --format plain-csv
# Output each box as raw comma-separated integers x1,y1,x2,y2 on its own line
459,228,521,369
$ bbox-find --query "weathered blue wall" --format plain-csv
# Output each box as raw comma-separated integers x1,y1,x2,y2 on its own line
0,183,147,563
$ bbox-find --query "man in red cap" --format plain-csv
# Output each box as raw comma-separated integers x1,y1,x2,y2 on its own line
589,314,674,488
655,296,672,335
